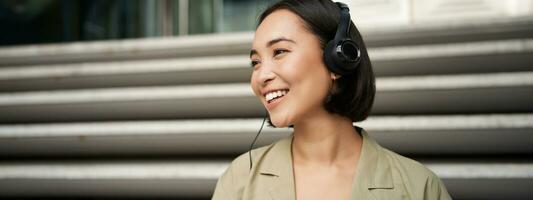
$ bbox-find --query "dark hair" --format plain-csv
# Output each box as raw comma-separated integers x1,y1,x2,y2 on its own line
258,0,375,124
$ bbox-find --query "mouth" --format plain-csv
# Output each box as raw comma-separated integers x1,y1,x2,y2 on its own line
265,89,289,105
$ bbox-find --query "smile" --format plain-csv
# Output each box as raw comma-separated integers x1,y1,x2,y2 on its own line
265,90,289,103
265,89,289,104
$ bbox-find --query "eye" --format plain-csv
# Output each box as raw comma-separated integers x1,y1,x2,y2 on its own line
250,60,260,68
273,49,289,57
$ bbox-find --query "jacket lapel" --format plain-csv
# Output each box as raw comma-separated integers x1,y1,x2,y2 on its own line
256,136,296,200
351,128,394,199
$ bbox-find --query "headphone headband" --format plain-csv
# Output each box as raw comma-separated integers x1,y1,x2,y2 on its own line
334,2,351,43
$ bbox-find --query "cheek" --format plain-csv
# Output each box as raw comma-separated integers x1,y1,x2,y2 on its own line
250,72,262,98
298,70,331,103
285,55,331,106
289,54,330,91
288,47,328,79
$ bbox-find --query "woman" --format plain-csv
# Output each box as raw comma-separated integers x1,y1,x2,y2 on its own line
213,0,451,199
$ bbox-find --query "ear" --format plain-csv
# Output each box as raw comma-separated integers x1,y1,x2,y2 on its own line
330,72,341,80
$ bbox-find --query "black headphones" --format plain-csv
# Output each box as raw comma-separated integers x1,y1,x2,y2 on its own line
323,2,361,76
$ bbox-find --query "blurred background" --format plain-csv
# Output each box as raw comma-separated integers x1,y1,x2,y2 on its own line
0,0,532,199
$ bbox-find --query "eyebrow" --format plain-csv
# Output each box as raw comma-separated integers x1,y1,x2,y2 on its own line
249,37,296,58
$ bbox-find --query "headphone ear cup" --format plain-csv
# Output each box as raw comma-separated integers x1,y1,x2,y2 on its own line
323,40,345,76
338,39,361,71
324,39,361,76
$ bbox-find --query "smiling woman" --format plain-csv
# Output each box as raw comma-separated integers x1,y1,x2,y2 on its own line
213,0,451,200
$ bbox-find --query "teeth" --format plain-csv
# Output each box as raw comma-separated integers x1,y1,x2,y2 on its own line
265,90,288,102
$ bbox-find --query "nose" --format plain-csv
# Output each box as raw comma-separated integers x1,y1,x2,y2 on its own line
256,64,276,87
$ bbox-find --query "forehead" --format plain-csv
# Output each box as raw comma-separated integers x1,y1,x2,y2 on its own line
253,9,308,47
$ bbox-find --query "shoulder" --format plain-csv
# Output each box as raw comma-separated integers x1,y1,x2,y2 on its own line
227,137,288,176
212,137,289,200
379,147,451,200
381,147,436,180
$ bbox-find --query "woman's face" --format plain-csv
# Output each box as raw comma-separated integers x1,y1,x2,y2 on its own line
250,9,333,127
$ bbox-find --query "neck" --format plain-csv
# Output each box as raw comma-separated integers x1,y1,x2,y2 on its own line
291,109,362,166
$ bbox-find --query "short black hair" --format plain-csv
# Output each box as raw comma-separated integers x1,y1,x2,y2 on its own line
258,0,375,124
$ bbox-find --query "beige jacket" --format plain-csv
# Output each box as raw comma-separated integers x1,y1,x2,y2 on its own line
212,128,452,200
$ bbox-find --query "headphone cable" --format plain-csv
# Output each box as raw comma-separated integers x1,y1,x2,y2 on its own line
249,112,268,171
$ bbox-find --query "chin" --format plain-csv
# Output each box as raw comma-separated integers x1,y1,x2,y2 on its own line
270,115,292,128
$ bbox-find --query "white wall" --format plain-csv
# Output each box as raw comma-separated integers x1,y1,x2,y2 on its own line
338,0,533,29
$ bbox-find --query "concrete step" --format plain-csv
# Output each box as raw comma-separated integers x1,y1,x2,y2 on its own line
1,114,531,156
0,39,532,92
0,72,532,123
425,161,533,200
0,55,251,92
371,38,533,77
1,17,532,66
0,160,226,198
0,32,253,67
363,16,533,47
0,160,531,199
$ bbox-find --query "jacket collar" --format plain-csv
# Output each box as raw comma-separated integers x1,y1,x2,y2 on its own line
257,127,394,199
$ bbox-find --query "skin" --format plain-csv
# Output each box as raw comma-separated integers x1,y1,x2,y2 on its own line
250,9,364,200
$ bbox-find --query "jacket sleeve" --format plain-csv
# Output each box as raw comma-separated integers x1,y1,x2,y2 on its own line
425,174,453,200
